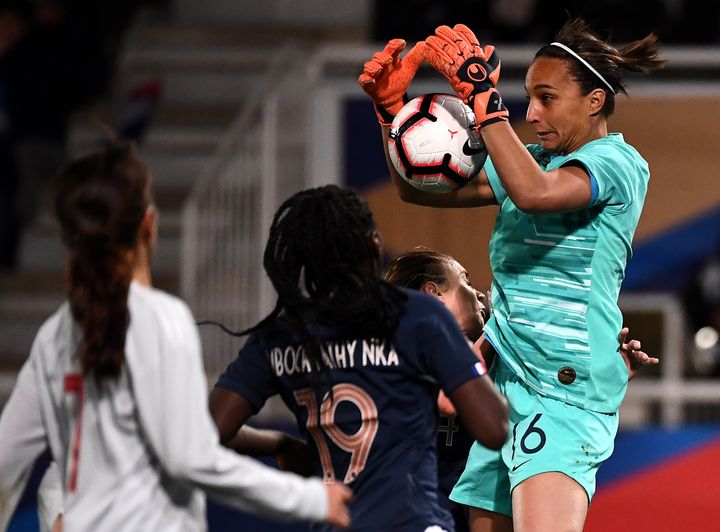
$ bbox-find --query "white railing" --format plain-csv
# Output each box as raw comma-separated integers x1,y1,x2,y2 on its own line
619,294,684,428
180,43,335,403
181,46,294,386
618,293,720,427
181,43,720,424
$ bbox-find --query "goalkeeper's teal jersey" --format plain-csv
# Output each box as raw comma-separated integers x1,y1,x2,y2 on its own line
483,133,648,413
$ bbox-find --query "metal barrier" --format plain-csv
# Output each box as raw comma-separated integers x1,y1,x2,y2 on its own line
181,47,293,386
180,44,328,414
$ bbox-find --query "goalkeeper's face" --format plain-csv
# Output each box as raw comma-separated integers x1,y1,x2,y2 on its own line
524,57,601,155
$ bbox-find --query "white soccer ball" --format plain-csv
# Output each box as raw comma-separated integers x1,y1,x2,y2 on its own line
388,94,488,194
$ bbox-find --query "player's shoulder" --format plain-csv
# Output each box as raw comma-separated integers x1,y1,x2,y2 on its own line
582,134,650,190
32,301,73,353
125,283,201,372
128,282,195,330
400,286,444,308
249,314,301,348
37,301,71,332
582,133,647,164
130,281,189,311
397,287,455,326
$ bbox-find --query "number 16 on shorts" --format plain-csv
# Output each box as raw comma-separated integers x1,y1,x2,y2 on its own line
509,413,546,472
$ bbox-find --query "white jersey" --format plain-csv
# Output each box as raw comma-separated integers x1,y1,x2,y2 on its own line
0,282,328,531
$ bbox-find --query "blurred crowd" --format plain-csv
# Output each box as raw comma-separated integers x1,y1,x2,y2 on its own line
374,0,720,44
0,0,162,270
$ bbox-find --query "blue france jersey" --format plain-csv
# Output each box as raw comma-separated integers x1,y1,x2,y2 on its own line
437,415,474,496
216,289,484,531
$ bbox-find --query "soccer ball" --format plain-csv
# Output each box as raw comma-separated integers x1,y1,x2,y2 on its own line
388,94,488,194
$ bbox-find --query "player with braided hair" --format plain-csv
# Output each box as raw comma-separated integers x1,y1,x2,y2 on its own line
361,17,663,532
0,144,352,531
248,186,406,367
210,185,508,531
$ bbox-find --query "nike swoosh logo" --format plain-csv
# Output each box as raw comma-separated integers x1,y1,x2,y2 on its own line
462,139,485,156
511,459,531,472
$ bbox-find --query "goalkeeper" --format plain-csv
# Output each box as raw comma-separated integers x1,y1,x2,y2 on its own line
360,18,663,532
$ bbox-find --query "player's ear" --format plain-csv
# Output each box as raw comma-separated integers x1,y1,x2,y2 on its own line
421,281,439,295
138,205,157,248
588,88,605,116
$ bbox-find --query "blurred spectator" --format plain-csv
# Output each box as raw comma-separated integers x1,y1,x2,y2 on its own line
372,0,709,44
0,0,161,270
0,0,33,269
532,0,673,43
487,0,541,42
373,0,490,43
115,77,163,144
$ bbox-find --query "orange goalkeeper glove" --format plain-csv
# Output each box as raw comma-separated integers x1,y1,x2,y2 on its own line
424,24,509,128
359,39,426,126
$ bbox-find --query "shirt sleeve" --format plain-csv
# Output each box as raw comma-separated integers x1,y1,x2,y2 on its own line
127,297,328,523
483,155,507,204
560,142,648,212
418,299,486,394
215,333,278,414
37,461,63,532
485,144,548,205
0,336,49,529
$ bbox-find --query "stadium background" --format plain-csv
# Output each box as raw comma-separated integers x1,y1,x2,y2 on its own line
2,1,719,530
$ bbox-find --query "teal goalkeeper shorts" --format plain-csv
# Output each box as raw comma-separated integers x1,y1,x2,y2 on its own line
450,358,619,516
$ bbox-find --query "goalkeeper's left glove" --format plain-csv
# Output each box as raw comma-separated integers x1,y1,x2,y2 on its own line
359,39,426,126
423,24,509,128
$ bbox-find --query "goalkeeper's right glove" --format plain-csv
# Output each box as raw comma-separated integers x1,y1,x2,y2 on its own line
423,24,509,128
358,39,426,126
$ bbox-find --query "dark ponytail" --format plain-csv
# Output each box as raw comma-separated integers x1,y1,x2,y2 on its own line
536,18,666,116
54,144,152,383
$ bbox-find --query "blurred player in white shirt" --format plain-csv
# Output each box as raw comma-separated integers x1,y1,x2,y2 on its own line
0,143,351,531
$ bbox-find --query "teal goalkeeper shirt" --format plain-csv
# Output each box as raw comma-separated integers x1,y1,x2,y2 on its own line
482,133,649,413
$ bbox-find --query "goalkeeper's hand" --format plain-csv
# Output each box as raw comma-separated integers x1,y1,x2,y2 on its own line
359,39,426,126
618,327,659,381
423,24,509,128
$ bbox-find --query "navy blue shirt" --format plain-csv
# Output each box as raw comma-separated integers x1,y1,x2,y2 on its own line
437,416,474,532
437,415,474,492
216,289,484,531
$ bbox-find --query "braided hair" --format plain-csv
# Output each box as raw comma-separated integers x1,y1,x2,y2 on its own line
225,185,407,381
